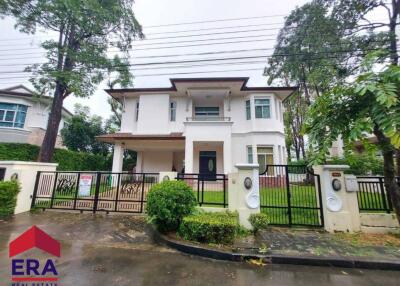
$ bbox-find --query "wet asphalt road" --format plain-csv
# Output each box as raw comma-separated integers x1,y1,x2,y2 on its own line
1,212,399,286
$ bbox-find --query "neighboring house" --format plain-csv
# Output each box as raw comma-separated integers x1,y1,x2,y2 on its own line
97,77,296,174
0,85,72,148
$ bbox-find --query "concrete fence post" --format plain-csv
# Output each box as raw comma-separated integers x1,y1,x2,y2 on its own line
158,172,178,183
313,165,361,233
0,161,58,214
228,163,260,229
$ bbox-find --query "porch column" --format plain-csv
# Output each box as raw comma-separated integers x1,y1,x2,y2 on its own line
112,143,124,172
185,139,193,173
223,138,232,173
136,151,143,172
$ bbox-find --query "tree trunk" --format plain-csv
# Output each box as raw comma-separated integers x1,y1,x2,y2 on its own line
374,125,400,224
37,84,65,162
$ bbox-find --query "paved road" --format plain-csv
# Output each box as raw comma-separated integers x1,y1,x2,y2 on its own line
1,212,399,286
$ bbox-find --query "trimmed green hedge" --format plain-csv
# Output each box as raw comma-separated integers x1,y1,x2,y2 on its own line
147,180,197,233
178,211,239,244
0,143,111,171
0,180,20,218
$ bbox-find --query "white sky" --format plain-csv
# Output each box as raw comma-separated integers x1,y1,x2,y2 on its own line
0,0,390,118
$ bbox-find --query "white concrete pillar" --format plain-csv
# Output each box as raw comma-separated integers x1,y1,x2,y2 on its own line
159,171,178,182
223,138,232,174
136,151,143,172
184,139,193,173
112,144,124,173
314,165,361,233
228,163,260,229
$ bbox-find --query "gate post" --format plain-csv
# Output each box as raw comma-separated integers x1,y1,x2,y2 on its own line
313,165,361,233
228,163,260,229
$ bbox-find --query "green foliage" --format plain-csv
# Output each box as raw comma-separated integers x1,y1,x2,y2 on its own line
327,153,384,175
61,104,110,155
178,211,239,244
305,57,400,164
146,180,196,233
0,143,111,171
0,180,20,218
248,213,269,234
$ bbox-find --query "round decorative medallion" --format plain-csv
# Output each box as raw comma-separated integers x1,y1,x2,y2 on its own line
162,175,170,182
332,179,342,192
326,195,343,212
246,193,260,209
244,177,252,190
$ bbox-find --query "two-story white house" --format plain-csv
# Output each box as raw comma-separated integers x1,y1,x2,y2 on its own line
98,77,296,175
0,85,71,148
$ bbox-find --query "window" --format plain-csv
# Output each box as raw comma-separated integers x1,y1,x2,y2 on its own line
194,107,219,117
254,98,270,119
0,103,27,128
247,146,253,163
170,101,176,121
257,146,274,174
245,100,251,120
135,101,139,121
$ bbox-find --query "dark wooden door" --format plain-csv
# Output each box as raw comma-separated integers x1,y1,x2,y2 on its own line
199,151,216,180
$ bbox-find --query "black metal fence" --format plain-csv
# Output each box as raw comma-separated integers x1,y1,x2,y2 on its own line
176,173,227,207
31,171,159,213
259,165,324,227
356,176,399,213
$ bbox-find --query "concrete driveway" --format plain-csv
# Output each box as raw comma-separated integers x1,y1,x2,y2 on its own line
1,211,400,286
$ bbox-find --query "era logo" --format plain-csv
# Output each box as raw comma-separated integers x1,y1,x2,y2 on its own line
9,226,60,283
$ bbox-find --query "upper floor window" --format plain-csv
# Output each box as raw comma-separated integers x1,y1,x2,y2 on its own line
135,101,139,121
195,106,219,118
245,100,251,120
247,145,253,163
254,98,270,119
170,101,176,121
0,103,27,128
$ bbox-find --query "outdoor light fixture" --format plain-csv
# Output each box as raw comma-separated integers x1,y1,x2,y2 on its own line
332,179,342,191
244,177,252,190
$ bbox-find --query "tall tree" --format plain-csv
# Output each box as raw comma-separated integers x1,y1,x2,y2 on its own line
0,0,143,162
305,54,400,223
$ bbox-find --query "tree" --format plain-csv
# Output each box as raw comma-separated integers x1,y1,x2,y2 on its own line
0,0,143,162
304,54,400,223
61,104,109,155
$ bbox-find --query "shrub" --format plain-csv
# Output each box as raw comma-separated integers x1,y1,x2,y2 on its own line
248,213,269,234
0,180,20,218
146,180,196,233
328,153,384,175
178,211,239,244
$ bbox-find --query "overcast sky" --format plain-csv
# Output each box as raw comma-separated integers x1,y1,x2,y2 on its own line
0,0,389,118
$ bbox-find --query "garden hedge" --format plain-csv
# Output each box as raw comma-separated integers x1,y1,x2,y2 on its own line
0,180,20,218
178,211,239,244
0,143,111,171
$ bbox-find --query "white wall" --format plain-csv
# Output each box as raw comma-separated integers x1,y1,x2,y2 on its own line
137,94,170,134
193,143,224,173
141,151,173,172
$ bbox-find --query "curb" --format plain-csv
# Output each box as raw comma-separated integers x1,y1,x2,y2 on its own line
151,228,400,271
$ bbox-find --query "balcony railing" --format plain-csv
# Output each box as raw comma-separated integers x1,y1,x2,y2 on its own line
186,116,231,122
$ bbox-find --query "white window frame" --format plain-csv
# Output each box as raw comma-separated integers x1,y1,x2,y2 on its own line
257,146,274,174
246,145,253,163
254,98,271,119
245,100,251,120
0,103,28,128
194,106,219,117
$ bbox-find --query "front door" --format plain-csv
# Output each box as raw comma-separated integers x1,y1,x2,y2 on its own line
199,151,216,180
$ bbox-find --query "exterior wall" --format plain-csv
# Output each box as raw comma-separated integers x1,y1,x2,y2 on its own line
0,94,68,147
193,143,224,173
360,213,399,234
141,150,174,173
137,94,170,134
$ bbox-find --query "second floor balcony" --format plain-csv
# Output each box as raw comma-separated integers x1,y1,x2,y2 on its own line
186,116,231,122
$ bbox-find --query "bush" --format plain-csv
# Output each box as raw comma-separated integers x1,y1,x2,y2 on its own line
146,180,196,233
0,143,111,171
178,211,239,244
328,153,384,175
248,213,269,233
0,180,20,218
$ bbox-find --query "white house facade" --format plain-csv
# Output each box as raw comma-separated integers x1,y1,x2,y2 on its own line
0,85,71,148
98,78,296,175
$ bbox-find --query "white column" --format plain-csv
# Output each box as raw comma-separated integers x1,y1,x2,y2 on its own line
228,163,260,229
223,138,232,174
112,143,124,172
136,151,143,172
184,139,193,173
313,165,361,233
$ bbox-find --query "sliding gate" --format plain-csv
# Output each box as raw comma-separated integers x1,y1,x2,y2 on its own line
259,165,324,227
31,171,159,213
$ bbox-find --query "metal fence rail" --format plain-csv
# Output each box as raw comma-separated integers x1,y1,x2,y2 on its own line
176,173,227,207
356,176,398,213
259,165,324,227
31,171,159,213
